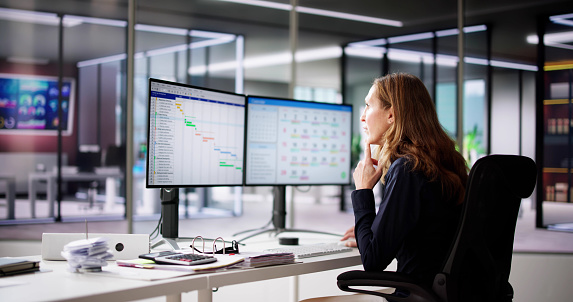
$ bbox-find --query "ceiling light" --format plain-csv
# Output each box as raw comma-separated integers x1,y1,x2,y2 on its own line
345,45,536,71
550,13,573,27
348,38,387,47
530,31,573,44
0,8,124,27
295,6,402,27
464,57,489,66
64,15,126,27
219,0,291,10
135,24,187,35
190,37,236,49
344,46,386,59
388,48,435,63
295,46,342,62
545,42,573,51
0,8,60,26
7,57,49,65
490,60,537,71
435,25,487,37
387,32,434,44
350,24,487,48
190,30,236,40
190,46,343,75
218,0,402,27
77,54,127,68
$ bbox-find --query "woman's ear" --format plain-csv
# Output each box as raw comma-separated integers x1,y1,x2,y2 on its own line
387,107,395,124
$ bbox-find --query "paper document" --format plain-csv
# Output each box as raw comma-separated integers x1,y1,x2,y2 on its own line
116,254,245,274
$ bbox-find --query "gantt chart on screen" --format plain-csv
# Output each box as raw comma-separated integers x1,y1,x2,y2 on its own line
148,81,245,187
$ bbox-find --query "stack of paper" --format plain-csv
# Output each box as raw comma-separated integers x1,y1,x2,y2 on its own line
240,253,295,268
61,237,113,272
0,258,40,276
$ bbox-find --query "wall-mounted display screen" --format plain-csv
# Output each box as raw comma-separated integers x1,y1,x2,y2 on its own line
0,73,75,135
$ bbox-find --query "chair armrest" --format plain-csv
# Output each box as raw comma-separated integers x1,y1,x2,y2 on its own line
337,270,441,302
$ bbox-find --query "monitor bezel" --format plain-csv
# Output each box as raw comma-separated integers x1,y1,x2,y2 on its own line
145,78,247,189
244,95,353,187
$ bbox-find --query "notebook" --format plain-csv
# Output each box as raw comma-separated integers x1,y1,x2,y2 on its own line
0,258,40,276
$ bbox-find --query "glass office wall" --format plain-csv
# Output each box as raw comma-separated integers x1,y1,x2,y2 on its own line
344,26,489,167
64,16,127,222
0,7,244,224
0,9,78,222
537,12,573,230
132,25,244,220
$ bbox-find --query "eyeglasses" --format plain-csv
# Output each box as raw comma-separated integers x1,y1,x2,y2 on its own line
190,237,239,255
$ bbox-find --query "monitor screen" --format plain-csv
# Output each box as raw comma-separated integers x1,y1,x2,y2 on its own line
0,73,75,135
245,96,352,186
146,78,246,188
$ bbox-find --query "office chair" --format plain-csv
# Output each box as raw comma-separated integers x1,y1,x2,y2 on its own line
337,155,537,302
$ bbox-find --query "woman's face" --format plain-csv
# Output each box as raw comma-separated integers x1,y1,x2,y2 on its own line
361,85,394,145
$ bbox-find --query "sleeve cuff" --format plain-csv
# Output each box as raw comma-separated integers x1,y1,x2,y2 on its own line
351,189,376,211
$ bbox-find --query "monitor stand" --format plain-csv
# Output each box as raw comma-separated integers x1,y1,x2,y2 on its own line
151,188,182,250
235,185,342,242
151,188,236,250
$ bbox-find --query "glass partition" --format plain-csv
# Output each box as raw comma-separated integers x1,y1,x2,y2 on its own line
0,9,71,222
133,25,244,221
537,12,573,230
61,16,127,222
344,25,490,167
0,7,244,224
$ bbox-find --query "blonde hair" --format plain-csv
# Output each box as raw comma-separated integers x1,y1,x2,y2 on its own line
372,73,468,204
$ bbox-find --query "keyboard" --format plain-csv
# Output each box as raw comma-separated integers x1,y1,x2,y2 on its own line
263,243,353,259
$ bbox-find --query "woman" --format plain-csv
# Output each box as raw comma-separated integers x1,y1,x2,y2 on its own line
342,73,468,294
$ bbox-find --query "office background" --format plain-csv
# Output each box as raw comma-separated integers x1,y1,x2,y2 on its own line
0,0,572,301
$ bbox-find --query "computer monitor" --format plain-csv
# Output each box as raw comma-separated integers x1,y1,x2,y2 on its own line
146,78,246,249
242,95,352,240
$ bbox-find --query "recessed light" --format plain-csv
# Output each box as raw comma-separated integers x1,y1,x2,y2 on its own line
218,0,402,27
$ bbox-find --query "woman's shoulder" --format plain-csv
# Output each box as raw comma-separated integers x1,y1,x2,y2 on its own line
389,156,411,171
387,157,422,180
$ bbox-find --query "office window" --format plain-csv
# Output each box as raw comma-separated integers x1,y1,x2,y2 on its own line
294,86,340,104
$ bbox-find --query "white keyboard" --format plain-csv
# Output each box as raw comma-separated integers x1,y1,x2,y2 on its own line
264,243,352,259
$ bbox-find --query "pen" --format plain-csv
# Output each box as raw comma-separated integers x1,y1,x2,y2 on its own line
117,263,154,269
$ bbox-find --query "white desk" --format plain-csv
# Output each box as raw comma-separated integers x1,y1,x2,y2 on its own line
203,248,362,302
0,242,361,302
0,256,208,302
28,170,123,218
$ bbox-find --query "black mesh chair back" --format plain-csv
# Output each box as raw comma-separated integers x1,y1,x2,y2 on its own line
433,155,537,302
337,155,537,302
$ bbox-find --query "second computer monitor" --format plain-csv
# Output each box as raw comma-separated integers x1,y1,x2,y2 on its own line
245,96,352,186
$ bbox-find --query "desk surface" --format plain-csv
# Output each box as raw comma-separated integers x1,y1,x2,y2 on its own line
0,238,362,302
0,256,208,302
